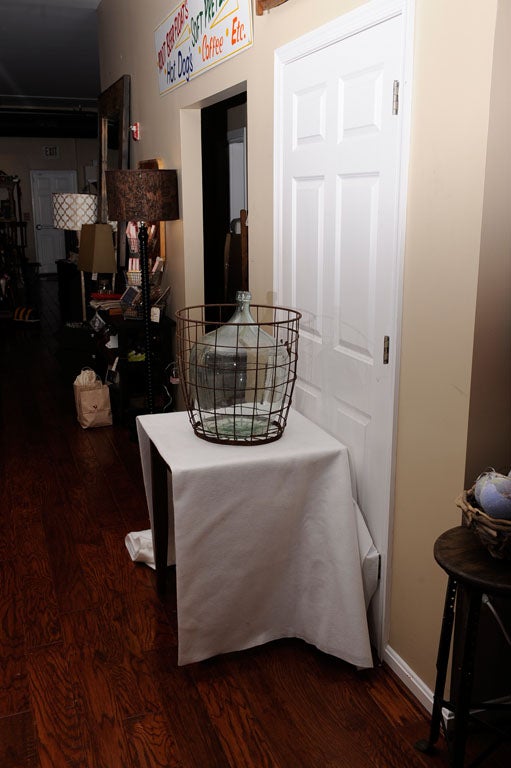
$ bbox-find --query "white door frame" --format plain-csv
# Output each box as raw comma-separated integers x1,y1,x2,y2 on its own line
273,0,414,656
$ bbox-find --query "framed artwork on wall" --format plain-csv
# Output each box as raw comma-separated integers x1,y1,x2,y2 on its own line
256,0,289,14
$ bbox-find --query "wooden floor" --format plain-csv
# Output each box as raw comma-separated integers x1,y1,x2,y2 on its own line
0,277,509,768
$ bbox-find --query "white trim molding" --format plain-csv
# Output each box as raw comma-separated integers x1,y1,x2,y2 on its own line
275,0,408,64
383,645,434,714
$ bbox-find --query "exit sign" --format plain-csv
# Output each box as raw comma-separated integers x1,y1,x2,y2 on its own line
43,145,60,159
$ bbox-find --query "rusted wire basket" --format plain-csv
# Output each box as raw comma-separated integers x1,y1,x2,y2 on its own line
457,487,511,560
176,302,301,445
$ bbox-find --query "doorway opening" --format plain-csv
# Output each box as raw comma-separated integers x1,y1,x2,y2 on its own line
201,91,247,313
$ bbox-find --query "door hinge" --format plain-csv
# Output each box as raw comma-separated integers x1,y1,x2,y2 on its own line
392,80,399,115
377,554,382,581
383,336,390,365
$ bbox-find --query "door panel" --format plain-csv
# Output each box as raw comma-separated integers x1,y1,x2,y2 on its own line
276,11,405,654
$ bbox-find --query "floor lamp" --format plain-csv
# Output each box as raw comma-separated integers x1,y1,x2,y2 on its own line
105,169,179,414
52,193,97,322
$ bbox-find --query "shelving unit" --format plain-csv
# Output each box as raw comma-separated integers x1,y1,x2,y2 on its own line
0,173,28,315
0,173,27,259
96,313,175,426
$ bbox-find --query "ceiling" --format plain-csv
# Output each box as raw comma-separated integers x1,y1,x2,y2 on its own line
0,0,101,137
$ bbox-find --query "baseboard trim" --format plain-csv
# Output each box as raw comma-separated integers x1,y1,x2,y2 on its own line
383,645,434,714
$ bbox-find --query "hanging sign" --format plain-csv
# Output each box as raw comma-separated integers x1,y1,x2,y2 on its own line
155,0,253,95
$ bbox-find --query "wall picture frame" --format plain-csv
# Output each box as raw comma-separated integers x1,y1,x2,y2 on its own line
256,0,289,14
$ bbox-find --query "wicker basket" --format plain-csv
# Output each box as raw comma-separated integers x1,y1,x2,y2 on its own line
457,488,511,560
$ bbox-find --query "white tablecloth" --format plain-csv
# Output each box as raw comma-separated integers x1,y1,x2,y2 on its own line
136,409,376,668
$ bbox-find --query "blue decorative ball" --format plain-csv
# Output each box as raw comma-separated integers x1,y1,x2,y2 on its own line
479,475,511,519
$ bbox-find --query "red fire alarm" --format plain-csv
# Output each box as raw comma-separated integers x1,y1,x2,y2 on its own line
130,122,140,141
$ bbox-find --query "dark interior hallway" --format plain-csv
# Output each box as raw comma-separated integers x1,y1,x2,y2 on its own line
0,276,509,767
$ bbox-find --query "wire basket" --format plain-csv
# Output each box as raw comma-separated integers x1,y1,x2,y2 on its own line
176,301,301,445
126,270,142,286
122,305,143,320
457,488,511,560
125,268,162,288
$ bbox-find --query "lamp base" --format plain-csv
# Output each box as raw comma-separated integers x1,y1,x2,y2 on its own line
80,270,87,322
139,222,154,414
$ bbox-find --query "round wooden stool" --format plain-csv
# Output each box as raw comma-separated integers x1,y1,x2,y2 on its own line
415,525,511,767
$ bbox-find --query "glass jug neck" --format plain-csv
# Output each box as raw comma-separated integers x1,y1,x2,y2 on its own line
231,291,253,323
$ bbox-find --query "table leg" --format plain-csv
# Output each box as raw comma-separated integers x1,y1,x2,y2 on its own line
450,586,481,768
150,440,170,596
416,576,458,754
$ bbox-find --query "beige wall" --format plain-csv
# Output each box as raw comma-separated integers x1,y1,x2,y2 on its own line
465,0,511,486
98,0,361,311
390,0,499,685
0,137,98,262
98,0,505,694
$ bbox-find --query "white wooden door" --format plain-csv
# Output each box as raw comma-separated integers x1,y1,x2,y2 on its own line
275,4,410,655
30,170,77,273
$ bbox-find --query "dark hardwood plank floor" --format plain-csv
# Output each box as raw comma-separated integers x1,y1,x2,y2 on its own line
1,277,509,767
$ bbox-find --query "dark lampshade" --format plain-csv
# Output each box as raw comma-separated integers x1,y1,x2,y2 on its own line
105,169,179,222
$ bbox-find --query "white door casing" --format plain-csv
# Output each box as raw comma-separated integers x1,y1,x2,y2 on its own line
274,0,413,656
30,170,78,273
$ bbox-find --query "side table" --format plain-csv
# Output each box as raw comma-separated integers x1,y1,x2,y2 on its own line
416,526,511,767
136,409,377,668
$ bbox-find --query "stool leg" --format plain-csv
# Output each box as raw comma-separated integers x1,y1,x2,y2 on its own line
416,576,457,753
450,586,481,768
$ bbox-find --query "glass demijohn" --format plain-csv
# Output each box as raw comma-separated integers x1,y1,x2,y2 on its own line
177,292,301,445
